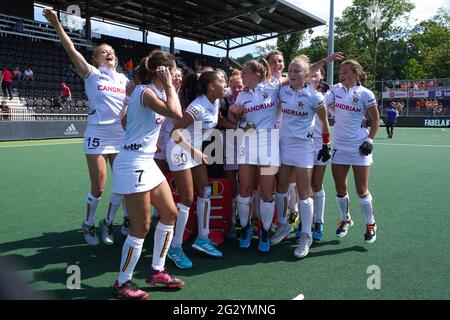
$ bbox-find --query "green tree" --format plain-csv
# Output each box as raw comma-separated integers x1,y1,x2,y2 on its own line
276,31,307,68
409,7,450,78
235,53,255,66
401,58,426,79
335,0,415,81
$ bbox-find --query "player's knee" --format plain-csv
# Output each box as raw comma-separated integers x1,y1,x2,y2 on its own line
91,189,104,198
180,195,194,207
130,222,150,238
198,186,211,199
239,186,252,197
358,191,370,198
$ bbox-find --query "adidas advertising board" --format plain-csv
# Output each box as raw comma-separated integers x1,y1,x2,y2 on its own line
64,123,79,136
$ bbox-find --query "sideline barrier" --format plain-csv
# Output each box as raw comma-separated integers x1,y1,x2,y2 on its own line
382,117,450,127
0,120,87,141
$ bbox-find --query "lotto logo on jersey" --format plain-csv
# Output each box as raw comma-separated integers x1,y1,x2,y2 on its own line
298,101,305,109
123,143,142,150
263,92,270,100
352,96,360,105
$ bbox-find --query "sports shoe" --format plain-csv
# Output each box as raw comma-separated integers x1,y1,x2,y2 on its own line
239,224,253,249
226,223,237,238
113,280,148,300
167,246,193,269
312,222,324,242
82,221,99,246
99,219,114,245
294,233,313,258
364,223,377,244
258,228,270,252
270,223,294,245
192,237,223,257
145,268,185,288
121,217,130,236
336,219,354,238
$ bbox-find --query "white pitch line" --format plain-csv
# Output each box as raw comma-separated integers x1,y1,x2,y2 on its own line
375,142,450,148
0,141,82,148
292,293,305,300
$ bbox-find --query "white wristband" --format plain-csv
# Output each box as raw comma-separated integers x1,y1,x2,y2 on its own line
365,138,373,144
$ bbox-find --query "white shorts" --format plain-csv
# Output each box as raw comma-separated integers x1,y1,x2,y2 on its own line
112,152,166,194
331,139,373,166
166,140,201,172
313,138,331,166
280,138,315,168
84,123,125,154
237,129,280,167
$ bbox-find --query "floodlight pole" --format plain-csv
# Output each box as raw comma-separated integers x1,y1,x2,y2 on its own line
327,0,335,85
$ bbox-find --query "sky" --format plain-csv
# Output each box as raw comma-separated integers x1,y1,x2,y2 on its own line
35,0,449,59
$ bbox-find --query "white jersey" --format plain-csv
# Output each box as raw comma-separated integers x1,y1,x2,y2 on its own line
84,66,129,125
184,94,220,149
120,83,165,156
279,84,325,141
327,83,376,143
236,80,280,130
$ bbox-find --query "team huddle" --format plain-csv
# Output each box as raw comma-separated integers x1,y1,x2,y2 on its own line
44,7,380,300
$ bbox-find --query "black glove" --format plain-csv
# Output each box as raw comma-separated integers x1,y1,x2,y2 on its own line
317,144,332,162
359,140,373,155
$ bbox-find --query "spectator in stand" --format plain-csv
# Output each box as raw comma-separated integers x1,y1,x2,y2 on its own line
434,102,443,117
1,67,13,100
12,66,22,80
124,59,134,80
58,82,72,108
23,66,34,81
63,64,76,78
1,101,11,120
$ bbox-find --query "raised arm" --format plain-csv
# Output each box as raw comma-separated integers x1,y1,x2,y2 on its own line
310,52,345,74
43,8,91,77
142,66,182,120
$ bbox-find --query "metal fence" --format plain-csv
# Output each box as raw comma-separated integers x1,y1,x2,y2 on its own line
372,78,450,117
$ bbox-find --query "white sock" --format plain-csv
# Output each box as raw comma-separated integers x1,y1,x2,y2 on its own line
313,188,326,224
299,198,314,236
105,193,123,225
275,192,289,225
196,196,211,240
336,194,351,222
117,235,144,286
260,198,275,231
172,203,190,247
360,194,375,225
288,183,298,212
237,195,251,228
85,192,100,225
152,222,174,271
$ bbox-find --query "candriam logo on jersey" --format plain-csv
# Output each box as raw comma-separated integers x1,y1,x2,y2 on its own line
64,124,79,136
